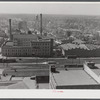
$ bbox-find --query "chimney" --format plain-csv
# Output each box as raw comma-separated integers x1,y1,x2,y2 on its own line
9,19,12,40
40,14,42,36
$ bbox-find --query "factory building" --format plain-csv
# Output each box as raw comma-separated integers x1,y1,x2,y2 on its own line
1,38,53,57
31,39,53,57
2,41,32,57
13,34,38,46
60,43,100,57
1,14,54,57
1,63,49,89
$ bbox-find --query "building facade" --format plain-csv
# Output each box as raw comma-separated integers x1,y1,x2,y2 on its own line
13,34,38,46
31,39,53,57
2,36,53,57
2,45,32,57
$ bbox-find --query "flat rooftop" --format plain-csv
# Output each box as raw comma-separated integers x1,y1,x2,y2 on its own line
23,77,36,89
38,83,49,89
13,34,38,39
52,70,98,86
4,41,31,47
91,64,100,76
0,76,37,89
7,81,29,89
6,41,13,46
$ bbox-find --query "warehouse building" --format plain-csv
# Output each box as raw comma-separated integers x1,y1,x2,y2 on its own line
31,39,53,57
60,43,100,57
1,63,49,89
2,41,32,57
50,62,100,89
1,38,53,57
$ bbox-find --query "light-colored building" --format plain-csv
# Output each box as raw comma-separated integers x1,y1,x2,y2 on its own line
50,62,100,89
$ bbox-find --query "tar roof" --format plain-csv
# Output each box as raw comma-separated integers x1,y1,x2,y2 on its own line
52,70,97,86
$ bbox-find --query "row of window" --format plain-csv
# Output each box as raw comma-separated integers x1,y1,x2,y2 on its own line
32,50,50,53
32,47,50,50
3,52,50,56
14,38,33,41
3,48,51,52
3,53,30,56
13,42,31,45
32,43,51,46
3,49,50,53
3,49,32,53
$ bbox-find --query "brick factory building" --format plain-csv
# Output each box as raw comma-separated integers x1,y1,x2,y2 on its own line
31,39,53,57
1,34,53,57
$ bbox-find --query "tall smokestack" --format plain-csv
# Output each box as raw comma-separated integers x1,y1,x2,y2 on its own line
9,19,12,40
40,14,42,36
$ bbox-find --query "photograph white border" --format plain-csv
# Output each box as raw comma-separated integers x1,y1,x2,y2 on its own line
0,1,100,98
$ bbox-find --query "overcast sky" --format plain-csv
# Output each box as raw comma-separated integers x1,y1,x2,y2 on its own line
0,2,100,15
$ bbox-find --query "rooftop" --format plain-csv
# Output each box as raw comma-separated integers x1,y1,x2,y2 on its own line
7,81,29,89
91,64,100,76
3,41,32,48
6,41,13,46
86,44,100,50
38,83,49,89
13,34,38,39
23,77,36,89
52,69,97,86
60,43,78,50
0,76,37,89
60,43,100,51
32,39,52,42
72,39,85,44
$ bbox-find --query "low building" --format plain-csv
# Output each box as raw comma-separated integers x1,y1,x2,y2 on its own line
60,43,100,57
50,63,100,89
1,64,49,89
